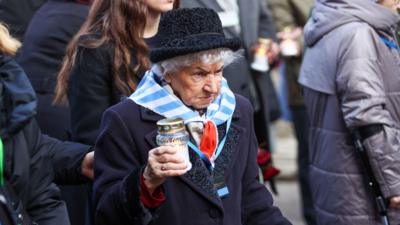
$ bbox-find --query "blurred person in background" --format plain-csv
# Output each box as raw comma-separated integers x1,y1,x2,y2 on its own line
54,0,179,146
180,0,282,186
93,8,292,225
16,1,92,224
300,0,400,224
18,0,90,140
267,0,316,224
0,0,46,41
0,22,93,225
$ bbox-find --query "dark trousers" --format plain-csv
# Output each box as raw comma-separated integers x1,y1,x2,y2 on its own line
290,106,317,225
59,185,92,225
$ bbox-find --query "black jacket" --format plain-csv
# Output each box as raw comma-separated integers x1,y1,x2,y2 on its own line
0,54,90,224
68,33,159,145
68,40,121,145
67,34,158,145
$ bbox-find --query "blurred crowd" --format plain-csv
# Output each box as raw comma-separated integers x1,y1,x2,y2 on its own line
0,0,399,225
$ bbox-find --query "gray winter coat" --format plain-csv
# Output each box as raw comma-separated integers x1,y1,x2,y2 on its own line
299,0,400,224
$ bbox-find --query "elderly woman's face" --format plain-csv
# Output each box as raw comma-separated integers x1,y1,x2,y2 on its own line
164,61,224,110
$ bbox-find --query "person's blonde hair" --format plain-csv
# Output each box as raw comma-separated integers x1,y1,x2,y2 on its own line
0,23,21,55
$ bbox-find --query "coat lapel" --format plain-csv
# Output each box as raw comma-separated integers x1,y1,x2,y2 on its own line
180,112,244,207
181,108,244,207
213,120,242,181
211,107,243,195
181,152,221,205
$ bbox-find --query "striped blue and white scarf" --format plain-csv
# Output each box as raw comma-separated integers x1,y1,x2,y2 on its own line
129,66,236,126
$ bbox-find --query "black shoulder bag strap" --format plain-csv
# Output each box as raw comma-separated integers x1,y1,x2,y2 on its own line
350,125,390,225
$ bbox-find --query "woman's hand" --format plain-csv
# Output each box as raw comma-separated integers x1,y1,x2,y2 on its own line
143,146,189,194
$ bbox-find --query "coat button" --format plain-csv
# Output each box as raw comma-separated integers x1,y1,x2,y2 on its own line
208,208,219,218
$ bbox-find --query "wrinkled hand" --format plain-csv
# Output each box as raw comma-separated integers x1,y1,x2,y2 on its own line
389,196,400,209
81,151,94,180
143,146,188,194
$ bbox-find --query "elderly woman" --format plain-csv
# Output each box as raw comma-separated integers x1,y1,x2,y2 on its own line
93,8,291,225
299,0,400,224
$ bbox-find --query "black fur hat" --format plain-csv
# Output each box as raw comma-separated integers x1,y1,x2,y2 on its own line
150,8,242,63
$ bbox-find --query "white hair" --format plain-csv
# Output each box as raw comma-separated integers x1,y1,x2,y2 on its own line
156,48,243,74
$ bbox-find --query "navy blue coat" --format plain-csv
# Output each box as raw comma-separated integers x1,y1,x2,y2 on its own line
93,95,291,225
